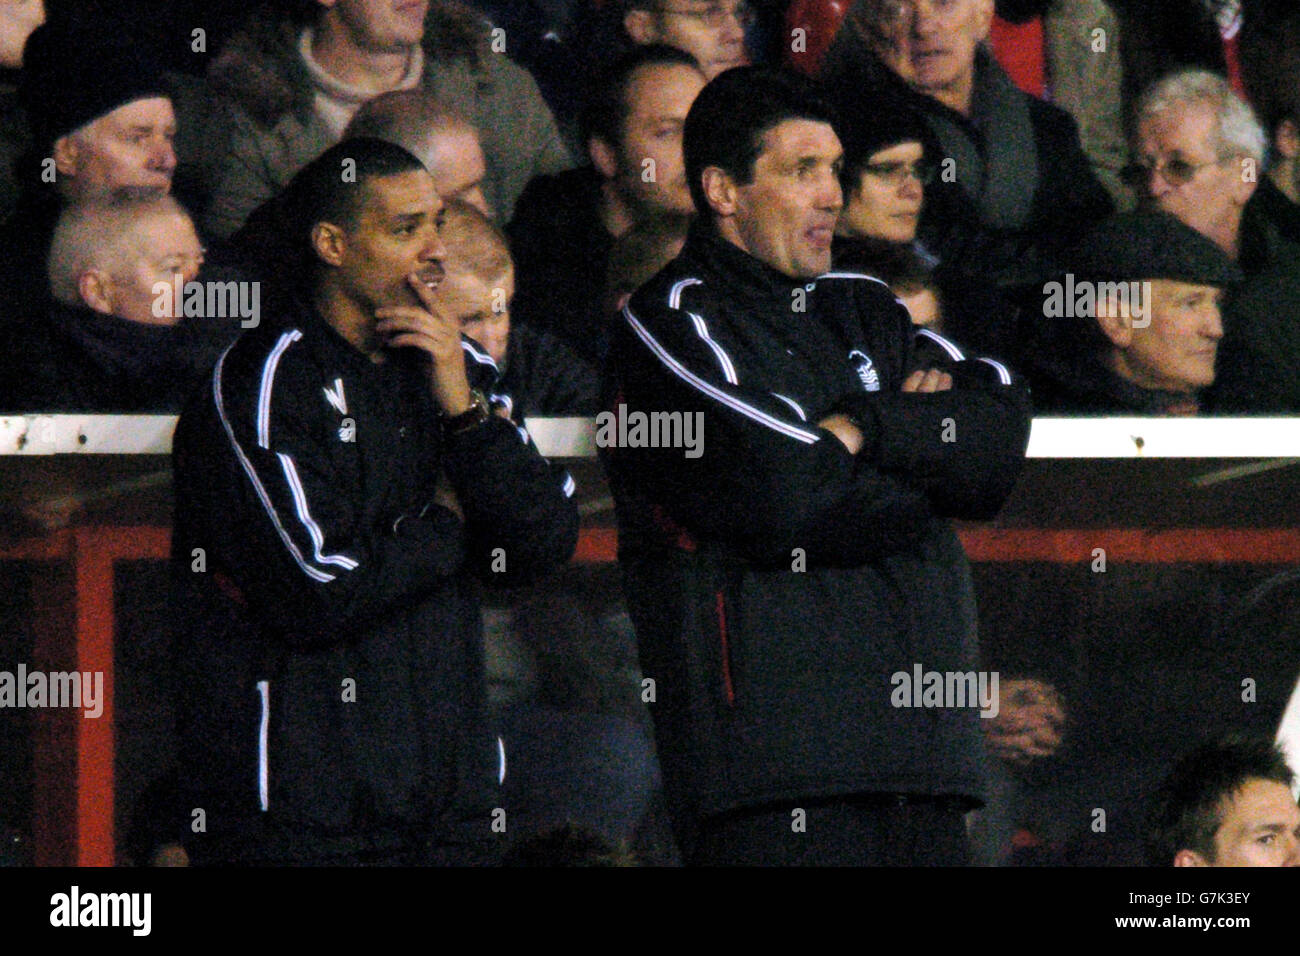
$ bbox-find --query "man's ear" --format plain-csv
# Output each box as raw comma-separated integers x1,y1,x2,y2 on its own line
624,8,657,44
589,135,619,180
52,134,79,178
311,222,346,267
702,166,738,216
78,270,114,315
1231,155,1260,206
1173,848,1210,867
1275,118,1300,160
1094,301,1133,348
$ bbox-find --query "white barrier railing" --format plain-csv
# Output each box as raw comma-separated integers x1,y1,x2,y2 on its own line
2,414,1300,458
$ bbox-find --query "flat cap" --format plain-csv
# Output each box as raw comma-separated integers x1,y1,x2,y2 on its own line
1069,211,1243,287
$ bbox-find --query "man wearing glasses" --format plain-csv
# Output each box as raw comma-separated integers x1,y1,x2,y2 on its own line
818,0,1112,290
1128,68,1300,415
623,0,754,78
1128,70,1268,269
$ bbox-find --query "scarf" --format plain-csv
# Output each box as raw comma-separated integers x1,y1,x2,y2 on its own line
922,46,1039,232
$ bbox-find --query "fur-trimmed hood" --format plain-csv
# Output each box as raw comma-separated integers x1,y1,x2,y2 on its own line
208,0,491,129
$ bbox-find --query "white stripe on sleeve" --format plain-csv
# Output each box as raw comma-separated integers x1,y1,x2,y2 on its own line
257,330,302,449
623,305,820,444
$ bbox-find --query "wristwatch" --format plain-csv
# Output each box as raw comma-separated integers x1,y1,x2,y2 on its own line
443,388,491,435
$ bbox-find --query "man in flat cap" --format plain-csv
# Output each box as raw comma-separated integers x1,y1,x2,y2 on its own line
1025,210,1242,416
0,16,176,344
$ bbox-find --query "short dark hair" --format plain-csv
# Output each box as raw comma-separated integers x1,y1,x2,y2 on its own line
683,65,838,217
836,97,930,195
581,43,701,153
1145,735,1296,866
274,137,426,271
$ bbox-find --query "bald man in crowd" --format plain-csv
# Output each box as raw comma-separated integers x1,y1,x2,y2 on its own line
439,199,597,417
5,196,242,412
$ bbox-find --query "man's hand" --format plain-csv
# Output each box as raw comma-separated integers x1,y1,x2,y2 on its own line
817,413,865,455
984,678,1066,768
375,274,473,416
901,368,954,393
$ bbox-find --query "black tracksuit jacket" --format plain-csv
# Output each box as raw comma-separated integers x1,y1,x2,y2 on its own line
604,224,1032,830
170,295,578,859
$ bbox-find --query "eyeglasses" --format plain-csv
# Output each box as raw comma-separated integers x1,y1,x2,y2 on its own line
658,2,756,29
861,160,936,187
1120,155,1227,189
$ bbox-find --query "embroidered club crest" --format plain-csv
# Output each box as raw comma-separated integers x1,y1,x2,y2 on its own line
849,350,881,392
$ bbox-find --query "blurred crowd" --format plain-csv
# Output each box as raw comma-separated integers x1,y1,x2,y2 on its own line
2,0,1300,417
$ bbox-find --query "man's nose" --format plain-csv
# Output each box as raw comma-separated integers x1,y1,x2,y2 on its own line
1146,165,1173,199
899,173,924,201
1204,305,1224,340
421,230,447,261
820,173,843,212
911,0,940,35
152,139,177,173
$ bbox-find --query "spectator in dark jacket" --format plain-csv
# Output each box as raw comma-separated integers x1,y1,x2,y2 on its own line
2,195,239,414
1127,68,1300,413
1024,211,1242,415
792,0,1130,206
1238,6,1300,249
201,0,572,238
1205,10,1300,414
0,15,176,363
832,97,1020,356
509,43,704,368
441,198,598,417
818,0,1113,288
606,66,1030,866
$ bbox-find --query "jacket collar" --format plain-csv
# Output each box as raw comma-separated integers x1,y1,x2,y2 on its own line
681,219,813,302
1240,176,1300,273
46,301,187,381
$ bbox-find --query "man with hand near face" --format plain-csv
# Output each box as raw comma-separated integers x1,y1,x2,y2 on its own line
605,67,1031,866
171,138,577,865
